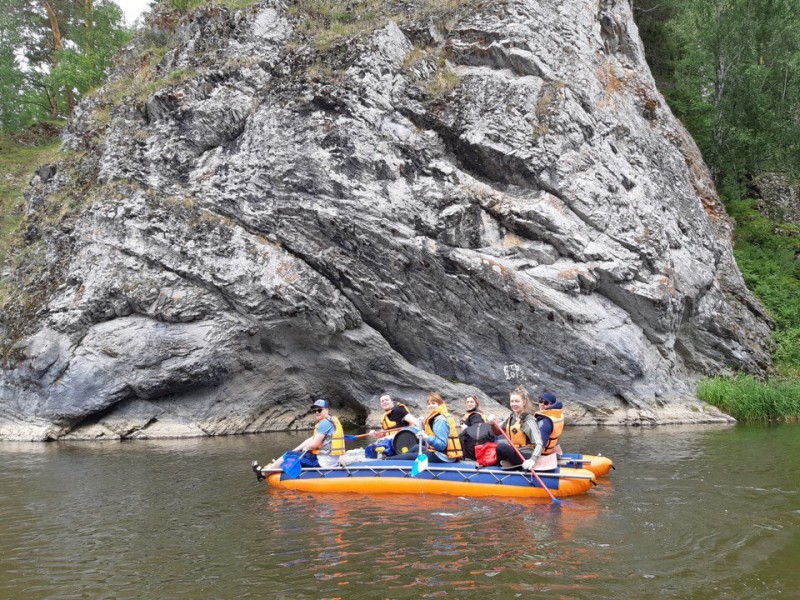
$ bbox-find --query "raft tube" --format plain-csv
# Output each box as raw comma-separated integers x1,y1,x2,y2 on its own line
558,453,614,477
263,460,596,499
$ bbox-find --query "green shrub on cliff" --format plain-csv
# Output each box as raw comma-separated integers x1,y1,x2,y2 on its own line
168,0,259,11
0,127,62,284
728,198,800,374
695,200,800,419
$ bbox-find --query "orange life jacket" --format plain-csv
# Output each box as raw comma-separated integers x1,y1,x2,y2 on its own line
381,403,411,430
462,409,486,426
503,413,535,447
534,409,564,455
423,405,464,459
312,416,345,456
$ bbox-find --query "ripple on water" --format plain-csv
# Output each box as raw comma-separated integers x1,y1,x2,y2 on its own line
248,490,609,598
1,426,799,598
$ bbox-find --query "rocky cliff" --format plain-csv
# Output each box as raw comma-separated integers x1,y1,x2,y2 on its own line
0,0,773,440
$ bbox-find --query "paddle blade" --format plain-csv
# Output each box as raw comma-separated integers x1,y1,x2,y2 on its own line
411,453,428,477
281,451,303,479
343,434,358,442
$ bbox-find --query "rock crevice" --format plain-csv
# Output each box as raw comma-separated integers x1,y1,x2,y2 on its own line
0,0,772,439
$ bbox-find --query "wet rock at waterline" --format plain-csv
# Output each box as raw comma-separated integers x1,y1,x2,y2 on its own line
0,0,772,440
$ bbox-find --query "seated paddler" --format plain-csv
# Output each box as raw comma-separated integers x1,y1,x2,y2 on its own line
369,393,419,437
531,392,565,470
492,385,548,470
461,394,487,428
391,392,464,464
266,399,345,471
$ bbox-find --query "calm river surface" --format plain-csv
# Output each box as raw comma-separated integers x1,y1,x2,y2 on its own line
1,424,798,599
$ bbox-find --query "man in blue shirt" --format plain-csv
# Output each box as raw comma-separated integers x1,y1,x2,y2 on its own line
266,399,345,470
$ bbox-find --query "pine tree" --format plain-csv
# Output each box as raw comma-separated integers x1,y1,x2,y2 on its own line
0,0,132,132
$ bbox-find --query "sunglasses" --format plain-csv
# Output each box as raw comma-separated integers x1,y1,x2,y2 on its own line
312,408,324,413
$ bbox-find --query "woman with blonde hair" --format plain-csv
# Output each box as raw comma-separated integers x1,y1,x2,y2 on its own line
493,385,545,468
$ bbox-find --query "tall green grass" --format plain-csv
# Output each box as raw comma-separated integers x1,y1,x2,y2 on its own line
697,196,800,421
697,375,800,422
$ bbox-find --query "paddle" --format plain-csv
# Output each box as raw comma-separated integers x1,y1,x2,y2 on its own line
492,419,564,506
410,436,428,477
343,426,406,442
280,450,307,480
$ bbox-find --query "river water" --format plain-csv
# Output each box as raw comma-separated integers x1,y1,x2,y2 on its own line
1,424,797,599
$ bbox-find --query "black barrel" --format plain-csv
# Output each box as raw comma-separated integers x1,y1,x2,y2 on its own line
391,427,420,454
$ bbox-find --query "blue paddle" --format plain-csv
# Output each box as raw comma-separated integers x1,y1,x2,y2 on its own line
411,436,428,477
281,450,307,479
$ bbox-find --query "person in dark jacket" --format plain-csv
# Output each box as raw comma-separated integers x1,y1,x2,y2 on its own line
461,395,486,428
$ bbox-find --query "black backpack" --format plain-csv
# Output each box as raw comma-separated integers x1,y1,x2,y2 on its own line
459,422,495,460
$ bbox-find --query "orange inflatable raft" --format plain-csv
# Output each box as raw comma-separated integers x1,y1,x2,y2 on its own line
257,460,597,499
559,453,614,477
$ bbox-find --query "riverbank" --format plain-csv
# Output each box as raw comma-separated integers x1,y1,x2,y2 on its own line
0,400,736,442
698,374,800,423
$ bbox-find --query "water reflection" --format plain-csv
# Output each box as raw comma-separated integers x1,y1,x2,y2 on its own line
251,484,606,598
0,424,798,598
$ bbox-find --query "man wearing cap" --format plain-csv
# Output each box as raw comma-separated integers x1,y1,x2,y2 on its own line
266,399,345,470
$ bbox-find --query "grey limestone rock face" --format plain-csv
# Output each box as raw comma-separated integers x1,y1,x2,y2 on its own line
754,174,800,226
0,0,772,439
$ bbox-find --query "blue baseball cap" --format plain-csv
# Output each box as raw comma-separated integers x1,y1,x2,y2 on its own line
540,392,557,406
311,399,330,410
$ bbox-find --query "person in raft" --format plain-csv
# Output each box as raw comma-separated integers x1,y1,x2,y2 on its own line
461,395,487,428
368,393,419,437
266,399,345,470
391,392,464,463
493,385,545,469
528,392,565,470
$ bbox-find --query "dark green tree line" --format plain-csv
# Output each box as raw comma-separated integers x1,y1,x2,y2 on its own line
634,0,800,195
0,0,132,132
636,1,800,411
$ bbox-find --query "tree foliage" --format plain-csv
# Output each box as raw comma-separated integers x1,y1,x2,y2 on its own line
634,0,800,194
636,2,800,401
0,0,132,132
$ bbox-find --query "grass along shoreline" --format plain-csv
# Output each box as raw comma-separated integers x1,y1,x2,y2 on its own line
697,375,800,423
696,194,800,422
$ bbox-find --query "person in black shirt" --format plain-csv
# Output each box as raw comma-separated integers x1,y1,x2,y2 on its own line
369,393,419,437
461,395,487,428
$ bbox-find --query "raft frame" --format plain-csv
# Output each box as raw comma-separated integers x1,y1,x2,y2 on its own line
264,460,595,499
